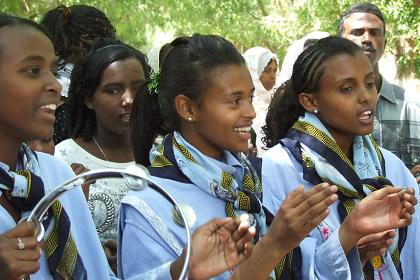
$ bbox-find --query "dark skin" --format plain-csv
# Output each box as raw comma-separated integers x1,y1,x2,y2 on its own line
341,13,420,179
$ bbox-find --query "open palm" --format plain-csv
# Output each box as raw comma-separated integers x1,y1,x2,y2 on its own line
349,187,413,235
188,217,254,280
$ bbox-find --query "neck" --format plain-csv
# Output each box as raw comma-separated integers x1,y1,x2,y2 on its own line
177,127,223,160
0,134,22,170
93,128,133,163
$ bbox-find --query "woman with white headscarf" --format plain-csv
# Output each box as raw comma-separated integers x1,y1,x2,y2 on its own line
243,47,278,154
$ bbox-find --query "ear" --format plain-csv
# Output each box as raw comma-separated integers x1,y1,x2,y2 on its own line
84,97,94,110
298,93,318,112
174,94,197,122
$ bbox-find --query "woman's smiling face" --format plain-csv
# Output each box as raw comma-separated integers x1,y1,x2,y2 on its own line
0,25,61,143
184,64,256,159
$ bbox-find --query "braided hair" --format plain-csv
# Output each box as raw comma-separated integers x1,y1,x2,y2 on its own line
40,5,116,64
66,39,151,140
263,36,362,147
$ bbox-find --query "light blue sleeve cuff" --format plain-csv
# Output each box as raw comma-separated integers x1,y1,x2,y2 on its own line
315,226,363,280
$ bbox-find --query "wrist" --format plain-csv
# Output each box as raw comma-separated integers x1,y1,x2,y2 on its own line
339,219,362,255
170,249,186,280
259,233,288,261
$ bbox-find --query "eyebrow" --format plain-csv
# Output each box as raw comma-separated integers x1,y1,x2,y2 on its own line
224,87,255,96
350,27,382,32
336,72,375,83
20,55,59,66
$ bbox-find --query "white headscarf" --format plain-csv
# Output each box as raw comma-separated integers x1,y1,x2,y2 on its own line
243,47,278,154
278,31,329,85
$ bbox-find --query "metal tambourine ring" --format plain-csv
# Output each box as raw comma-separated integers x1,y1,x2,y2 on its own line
21,164,191,279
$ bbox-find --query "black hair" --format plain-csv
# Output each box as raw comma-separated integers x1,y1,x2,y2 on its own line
0,14,52,55
40,5,116,64
262,36,362,148
66,39,151,140
338,2,386,36
158,43,172,69
131,34,246,166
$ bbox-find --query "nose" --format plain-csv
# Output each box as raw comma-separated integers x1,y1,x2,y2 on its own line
361,30,372,44
245,100,257,120
359,86,376,104
47,73,62,97
121,89,134,107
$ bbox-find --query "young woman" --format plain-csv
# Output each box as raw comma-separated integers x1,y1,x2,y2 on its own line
243,46,278,154
54,39,153,272
0,15,256,280
120,34,342,279
262,36,418,279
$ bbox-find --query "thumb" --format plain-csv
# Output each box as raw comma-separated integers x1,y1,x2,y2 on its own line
370,186,400,200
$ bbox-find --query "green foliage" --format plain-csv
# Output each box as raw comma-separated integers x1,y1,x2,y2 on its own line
1,0,418,78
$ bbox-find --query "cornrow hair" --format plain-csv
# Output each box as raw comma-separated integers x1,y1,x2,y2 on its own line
40,5,116,65
263,36,362,145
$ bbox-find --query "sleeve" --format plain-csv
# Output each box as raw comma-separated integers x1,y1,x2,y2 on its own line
118,203,178,280
382,148,420,279
313,227,362,280
262,145,357,279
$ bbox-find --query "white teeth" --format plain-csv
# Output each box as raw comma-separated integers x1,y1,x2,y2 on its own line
41,104,57,111
233,127,251,133
362,110,371,115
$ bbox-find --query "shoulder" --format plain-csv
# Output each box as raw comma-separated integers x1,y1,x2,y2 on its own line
35,152,75,189
380,148,417,187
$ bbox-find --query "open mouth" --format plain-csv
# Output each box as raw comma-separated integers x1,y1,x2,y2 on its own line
40,104,57,115
233,126,251,134
359,110,372,120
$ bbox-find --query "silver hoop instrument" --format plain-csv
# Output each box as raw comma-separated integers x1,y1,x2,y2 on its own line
22,164,191,279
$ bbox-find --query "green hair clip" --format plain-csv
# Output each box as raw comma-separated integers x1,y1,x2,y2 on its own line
148,70,160,95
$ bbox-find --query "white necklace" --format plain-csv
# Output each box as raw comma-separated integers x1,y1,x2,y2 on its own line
92,136,109,161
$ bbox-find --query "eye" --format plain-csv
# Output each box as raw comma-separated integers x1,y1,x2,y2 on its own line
104,86,123,95
340,86,353,94
231,98,240,105
250,94,254,103
25,67,41,77
366,81,375,89
350,30,364,36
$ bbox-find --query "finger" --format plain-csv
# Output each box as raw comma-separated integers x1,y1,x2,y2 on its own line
3,222,36,239
104,239,118,251
231,220,250,243
280,186,305,208
13,236,40,251
296,189,338,218
296,185,338,215
242,241,254,258
360,247,388,260
398,215,412,228
14,247,42,262
357,230,395,247
402,191,417,206
11,260,41,276
402,200,416,215
234,225,255,252
302,207,330,232
371,186,401,200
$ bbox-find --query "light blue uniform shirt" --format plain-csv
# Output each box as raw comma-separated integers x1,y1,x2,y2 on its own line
0,152,158,280
262,144,420,279
118,151,245,279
